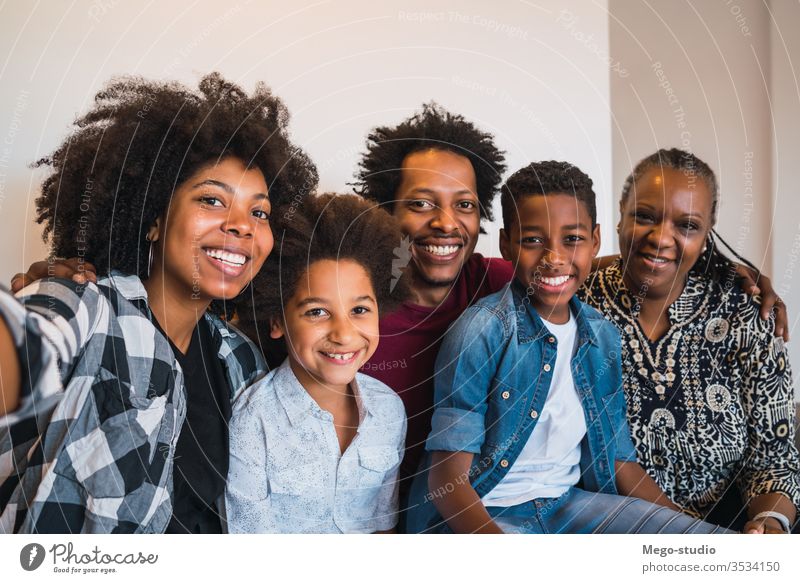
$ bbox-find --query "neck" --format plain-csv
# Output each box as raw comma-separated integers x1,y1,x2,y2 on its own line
624,272,685,309
143,272,211,353
288,359,354,413
410,273,454,308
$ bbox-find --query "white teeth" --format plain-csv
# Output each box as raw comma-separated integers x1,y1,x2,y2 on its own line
423,244,460,256
323,352,355,360
645,255,669,263
541,275,571,286
205,248,246,266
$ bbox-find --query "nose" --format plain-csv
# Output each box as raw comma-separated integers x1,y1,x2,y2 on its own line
328,314,356,345
429,206,459,234
542,245,567,268
221,204,253,238
645,221,674,249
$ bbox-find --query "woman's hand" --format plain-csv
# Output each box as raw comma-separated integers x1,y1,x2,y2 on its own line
10,258,97,293
736,265,789,341
743,517,787,534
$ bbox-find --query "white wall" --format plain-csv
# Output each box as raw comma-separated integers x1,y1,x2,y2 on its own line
609,0,799,398
769,0,800,375
0,0,614,282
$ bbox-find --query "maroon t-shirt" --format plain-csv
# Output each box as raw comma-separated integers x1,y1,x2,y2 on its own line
361,253,514,485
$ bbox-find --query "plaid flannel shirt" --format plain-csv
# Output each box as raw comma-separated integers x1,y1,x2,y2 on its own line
0,272,266,533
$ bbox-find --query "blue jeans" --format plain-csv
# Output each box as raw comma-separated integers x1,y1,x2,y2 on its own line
485,488,732,534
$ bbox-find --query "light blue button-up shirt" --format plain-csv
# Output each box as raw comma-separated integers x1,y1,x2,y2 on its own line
225,359,407,533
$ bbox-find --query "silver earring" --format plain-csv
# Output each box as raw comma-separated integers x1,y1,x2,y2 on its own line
146,234,154,279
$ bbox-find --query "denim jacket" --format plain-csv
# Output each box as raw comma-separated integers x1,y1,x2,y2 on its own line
406,280,637,533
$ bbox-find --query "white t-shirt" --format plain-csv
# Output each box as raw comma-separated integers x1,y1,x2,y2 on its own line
482,312,587,507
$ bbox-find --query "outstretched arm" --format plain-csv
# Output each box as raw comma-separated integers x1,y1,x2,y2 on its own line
0,315,21,416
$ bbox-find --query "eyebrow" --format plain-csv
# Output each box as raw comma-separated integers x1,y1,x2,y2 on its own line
520,223,590,232
296,295,376,308
193,179,269,201
407,187,475,196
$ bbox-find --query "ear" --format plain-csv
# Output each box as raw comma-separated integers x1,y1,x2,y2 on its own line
146,218,161,243
591,224,602,258
269,317,285,340
499,228,512,262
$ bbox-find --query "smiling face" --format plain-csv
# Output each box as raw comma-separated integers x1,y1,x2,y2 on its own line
148,157,273,305
391,149,480,303
618,166,713,300
500,193,600,324
271,259,380,394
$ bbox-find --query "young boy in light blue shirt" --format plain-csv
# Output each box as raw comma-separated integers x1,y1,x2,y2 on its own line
225,195,409,533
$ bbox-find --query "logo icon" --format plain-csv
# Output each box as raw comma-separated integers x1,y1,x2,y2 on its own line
391,235,413,292
20,543,46,571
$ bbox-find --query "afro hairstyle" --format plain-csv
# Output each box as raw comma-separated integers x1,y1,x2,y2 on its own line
354,102,506,223
35,72,318,283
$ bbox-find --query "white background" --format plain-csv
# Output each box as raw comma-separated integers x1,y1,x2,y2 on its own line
1,0,798,393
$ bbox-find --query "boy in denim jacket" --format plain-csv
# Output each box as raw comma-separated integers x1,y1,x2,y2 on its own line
406,161,728,534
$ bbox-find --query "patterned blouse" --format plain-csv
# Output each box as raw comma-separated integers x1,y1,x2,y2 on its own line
581,260,800,518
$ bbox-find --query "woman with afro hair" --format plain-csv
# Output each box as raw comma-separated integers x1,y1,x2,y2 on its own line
0,73,317,533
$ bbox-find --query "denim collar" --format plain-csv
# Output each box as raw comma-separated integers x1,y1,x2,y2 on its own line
509,278,599,347
274,358,369,427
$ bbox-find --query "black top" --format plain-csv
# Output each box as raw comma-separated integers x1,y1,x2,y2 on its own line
162,319,231,534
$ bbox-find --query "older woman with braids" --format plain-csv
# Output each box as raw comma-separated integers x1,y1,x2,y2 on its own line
582,148,799,533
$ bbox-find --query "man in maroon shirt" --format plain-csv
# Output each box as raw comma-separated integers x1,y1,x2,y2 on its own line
354,104,512,494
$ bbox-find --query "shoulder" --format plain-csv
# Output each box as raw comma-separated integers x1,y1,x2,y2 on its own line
455,284,515,334
205,314,267,379
17,276,110,316
357,373,406,418
232,366,280,416
575,298,621,344
470,253,514,290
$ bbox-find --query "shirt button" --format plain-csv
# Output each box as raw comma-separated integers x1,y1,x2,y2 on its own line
530,409,538,419
500,459,509,468
543,363,551,372
548,336,556,343
501,390,510,400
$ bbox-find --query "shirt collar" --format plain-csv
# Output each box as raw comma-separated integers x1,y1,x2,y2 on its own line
274,358,369,427
510,279,599,347
106,270,149,301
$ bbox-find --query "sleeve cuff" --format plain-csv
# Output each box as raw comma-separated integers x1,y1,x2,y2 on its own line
426,407,485,454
